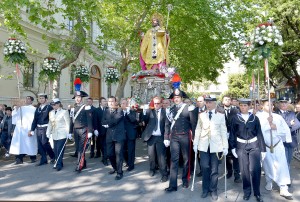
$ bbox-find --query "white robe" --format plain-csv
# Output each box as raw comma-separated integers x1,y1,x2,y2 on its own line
9,105,38,155
256,111,291,185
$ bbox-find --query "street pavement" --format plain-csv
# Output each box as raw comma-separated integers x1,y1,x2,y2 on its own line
0,139,299,201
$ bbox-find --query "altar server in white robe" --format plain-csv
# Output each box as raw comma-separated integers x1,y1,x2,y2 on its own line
256,99,293,200
10,96,38,164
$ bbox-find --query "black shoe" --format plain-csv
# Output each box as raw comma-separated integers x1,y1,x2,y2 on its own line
50,159,55,164
102,160,109,166
211,191,218,201
234,177,242,183
149,170,155,177
56,167,62,171
70,153,78,158
155,165,159,170
15,158,23,165
197,172,202,177
115,174,123,180
109,170,116,175
201,192,209,198
30,159,37,163
160,175,168,182
182,182,189,188
255,195,263,202
35,162,47,167
127,167,134,172
165,187,177,192
243,195,250,200
226,173,233,179
89,153,95,159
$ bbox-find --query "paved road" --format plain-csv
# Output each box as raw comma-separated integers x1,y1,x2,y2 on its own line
0,139,299,201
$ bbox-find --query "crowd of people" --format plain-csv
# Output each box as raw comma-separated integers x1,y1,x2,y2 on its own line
0,90,300,202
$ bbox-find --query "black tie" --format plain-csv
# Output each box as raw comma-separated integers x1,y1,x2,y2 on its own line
209,111,212,120
55,110,57,114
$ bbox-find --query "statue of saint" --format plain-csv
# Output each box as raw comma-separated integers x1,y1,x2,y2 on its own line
140,13,170,70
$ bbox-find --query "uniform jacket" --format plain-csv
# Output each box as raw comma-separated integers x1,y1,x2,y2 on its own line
142,108,170,142
96,106,108,135
101,108,125,142
229,113,266,152
123,109,138,140
167,104,196,137
191,106,206,138
275,110,300,148
31,104,53,131
46,108,70,140
69,104,93,134
0,115,14,135
194,109,228,153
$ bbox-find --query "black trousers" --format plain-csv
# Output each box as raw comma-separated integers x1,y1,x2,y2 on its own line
16,154,36,162
36,126,55,163
169,134,190,188
147,135,167,177
1,131,11,151
99,134,107,161
74,128,88,167
107,140,124,175
124,138,136,169
237,144,261,197
226,150,240,178
200,147,220,193
53,138,66,169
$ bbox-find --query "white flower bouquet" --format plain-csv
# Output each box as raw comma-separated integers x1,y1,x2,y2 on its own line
3,38,27,64
104,67,119,84
75,65,90,83
40,57,61,81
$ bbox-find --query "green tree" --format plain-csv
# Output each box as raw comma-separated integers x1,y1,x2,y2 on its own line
223,73,251,98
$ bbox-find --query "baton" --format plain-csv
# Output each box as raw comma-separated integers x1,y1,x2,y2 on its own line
53,138,68,168
191,150,197,191
225,154,227,198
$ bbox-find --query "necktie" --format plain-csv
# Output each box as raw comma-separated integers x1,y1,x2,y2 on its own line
209,111,212,120
55,110,57,114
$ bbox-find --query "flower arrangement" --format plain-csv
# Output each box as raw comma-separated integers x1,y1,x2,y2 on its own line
3,38,27,64
252,22,283,58
39,57,61,81
75,65,90,83
104,67,119,84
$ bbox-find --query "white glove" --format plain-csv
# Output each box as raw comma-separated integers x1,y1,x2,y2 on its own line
31,131,34,136
164,140,170,147
67,133,73,140
231,148,238,158
223,148,228,156
193,144,198,153
94,130,99,137
261,152,266,161
188,105,196,112
102,125,109,128
126,106,130,114
226,132,230,139
88,132,93,138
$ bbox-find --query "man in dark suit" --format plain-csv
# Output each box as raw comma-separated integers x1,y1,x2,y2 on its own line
218,95,241,183
97,97,108,166
29,93,55,166
102,96,125,180
86,97,100,159
275,97,300,170
0,107,14,157
120,98,137,171
142,96,169,183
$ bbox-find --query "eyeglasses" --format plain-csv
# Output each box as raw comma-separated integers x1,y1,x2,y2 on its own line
154,103,161,104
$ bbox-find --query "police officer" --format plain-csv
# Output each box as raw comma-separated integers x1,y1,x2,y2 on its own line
165,89,196,192
69,91,93,172
274,97,300,170
29,93,55,166
229,98,266,202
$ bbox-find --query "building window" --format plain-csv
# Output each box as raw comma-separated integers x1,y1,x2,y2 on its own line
23,62,34,88
68,19,74,31
70,65,76,94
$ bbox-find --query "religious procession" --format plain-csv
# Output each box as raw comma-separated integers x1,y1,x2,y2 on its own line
1,1,300,201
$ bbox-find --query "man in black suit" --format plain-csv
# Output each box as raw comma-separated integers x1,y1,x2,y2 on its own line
102,96,125,180
142,96,169,183
97,97,108,166
120,98,137,171
218,95,242,183
86,97,100,159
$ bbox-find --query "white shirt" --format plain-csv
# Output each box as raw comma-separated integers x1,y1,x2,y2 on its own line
152,108,162,136
241,113,250,122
